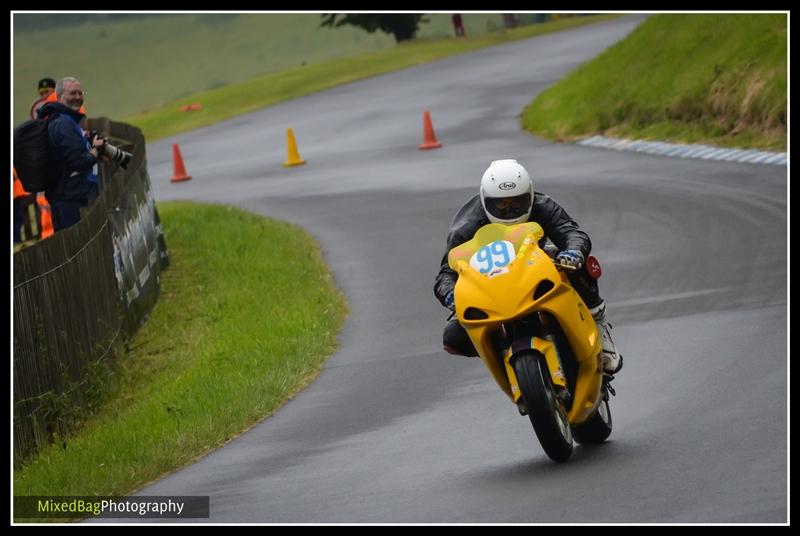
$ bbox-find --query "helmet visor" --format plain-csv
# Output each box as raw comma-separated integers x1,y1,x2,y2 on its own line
484,193,531,221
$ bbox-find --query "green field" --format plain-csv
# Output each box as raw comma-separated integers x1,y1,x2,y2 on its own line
522,14,787,150
13,13,517,126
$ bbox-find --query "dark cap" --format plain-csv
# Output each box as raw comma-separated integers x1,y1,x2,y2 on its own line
37,78,56,93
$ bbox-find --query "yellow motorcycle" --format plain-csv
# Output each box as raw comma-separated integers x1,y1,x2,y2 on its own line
448,222,613,462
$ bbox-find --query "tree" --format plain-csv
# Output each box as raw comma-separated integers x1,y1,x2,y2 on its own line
502,14,518,29
320,14,428,43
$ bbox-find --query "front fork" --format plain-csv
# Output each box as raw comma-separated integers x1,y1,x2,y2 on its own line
503,335,568,406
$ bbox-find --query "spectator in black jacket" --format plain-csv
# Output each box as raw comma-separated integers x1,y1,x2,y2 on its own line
38,77,105,231
433,159,622,375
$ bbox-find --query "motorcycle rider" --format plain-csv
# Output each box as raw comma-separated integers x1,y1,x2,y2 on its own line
434,159,622,375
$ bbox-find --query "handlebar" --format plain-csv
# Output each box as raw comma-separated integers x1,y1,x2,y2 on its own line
554,262,578,272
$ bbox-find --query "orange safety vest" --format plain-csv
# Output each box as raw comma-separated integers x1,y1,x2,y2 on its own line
37,193,54,239
13,167,28,198
13,167,54,239
30,95,48,119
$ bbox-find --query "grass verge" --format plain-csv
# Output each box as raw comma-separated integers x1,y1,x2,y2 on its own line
522,14,787,151
13,202,348,522
124,15,621,141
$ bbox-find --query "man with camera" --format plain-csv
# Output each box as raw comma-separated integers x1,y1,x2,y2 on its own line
36,77,113,231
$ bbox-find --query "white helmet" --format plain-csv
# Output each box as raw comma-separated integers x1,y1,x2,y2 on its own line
479,159,533,224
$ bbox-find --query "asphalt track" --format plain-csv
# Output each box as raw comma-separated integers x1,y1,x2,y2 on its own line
126,15,787,523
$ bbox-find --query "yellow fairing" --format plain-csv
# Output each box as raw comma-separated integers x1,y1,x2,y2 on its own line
449,223,604,425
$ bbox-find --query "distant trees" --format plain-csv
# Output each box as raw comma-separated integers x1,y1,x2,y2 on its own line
320,14,429,43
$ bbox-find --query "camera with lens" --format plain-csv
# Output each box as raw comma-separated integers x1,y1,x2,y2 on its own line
86,130,133,169
104,143,133,169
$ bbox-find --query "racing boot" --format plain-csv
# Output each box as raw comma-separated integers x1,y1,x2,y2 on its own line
590,301,622,375
443,319,478,357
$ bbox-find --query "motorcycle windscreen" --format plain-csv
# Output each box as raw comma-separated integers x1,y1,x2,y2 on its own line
448,222,544,274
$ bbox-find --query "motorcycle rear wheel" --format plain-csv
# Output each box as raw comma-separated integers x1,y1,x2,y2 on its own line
513,351,573,462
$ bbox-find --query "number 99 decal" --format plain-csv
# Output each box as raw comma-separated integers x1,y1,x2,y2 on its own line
469,240,515,275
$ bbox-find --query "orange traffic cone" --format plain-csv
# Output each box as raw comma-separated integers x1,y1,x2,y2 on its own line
419,110,442,150
283,128,307,167
170,143,192,182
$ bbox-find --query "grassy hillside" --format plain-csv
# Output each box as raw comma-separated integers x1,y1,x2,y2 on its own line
13,13,511,126
522,14,787,150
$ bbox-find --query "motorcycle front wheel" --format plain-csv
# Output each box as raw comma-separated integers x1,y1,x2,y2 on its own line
513,351,573,462
572,390,613,445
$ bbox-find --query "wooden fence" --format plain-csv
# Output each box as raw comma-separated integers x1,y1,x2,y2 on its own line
12,118,168,466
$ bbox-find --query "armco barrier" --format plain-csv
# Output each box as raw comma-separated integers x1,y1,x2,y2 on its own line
12,118,168,466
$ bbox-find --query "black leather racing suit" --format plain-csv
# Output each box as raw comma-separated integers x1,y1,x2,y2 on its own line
434,192,602,356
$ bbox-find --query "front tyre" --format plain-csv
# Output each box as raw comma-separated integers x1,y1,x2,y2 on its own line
513,351,573,462
572,391,613,445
